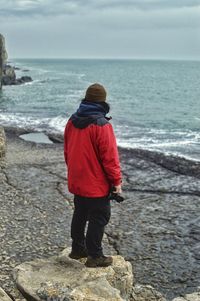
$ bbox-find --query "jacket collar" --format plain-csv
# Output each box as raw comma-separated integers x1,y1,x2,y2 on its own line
77,100,109,117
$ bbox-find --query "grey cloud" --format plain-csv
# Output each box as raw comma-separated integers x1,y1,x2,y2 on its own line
92,0,200,10
1,0,200,17
0,0,82,17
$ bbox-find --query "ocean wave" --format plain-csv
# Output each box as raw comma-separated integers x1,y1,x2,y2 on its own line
0,111,199,162
0,112,68,133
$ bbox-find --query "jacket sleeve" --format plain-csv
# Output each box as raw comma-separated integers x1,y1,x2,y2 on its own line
96,123,122,186
64,124,68,165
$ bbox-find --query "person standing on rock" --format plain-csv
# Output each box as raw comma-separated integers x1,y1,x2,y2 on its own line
64,83,122,267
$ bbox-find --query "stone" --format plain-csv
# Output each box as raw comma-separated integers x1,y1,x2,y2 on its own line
0,287,13,301
0,127,6,158
13,248,133,301
15,76,32,85
130,284,167,301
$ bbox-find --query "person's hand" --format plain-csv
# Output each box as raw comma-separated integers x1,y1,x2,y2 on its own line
113,185,122,194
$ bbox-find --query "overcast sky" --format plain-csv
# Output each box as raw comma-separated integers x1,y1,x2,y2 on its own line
0,0,200,59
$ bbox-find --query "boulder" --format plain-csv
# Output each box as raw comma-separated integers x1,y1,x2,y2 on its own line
15,76,32,85
0,127,6,158
14,248,133,301
0,287,13,301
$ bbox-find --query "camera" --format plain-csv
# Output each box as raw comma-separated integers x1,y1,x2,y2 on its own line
109,187,124,203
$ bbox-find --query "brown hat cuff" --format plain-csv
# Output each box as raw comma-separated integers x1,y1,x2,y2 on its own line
85,83,107,102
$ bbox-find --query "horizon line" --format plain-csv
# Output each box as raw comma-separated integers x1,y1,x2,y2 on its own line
9,57,200,62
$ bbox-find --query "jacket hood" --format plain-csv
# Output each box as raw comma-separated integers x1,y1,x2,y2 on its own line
71,101,110,129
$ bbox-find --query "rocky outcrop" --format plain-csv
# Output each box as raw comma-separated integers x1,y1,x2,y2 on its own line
2,64,32,85
0,34,8,89
0,34,32,86
13,248,134,301
2,64,16,85
0,127,6,158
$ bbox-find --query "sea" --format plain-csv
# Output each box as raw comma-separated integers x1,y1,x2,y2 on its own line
0,58,200,161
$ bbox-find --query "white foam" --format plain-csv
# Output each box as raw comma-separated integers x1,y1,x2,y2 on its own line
0,112,68,134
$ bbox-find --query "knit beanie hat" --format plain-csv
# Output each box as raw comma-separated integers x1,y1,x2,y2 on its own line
85,83,107,102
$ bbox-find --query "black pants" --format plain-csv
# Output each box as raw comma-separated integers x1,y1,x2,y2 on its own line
71,195,111,258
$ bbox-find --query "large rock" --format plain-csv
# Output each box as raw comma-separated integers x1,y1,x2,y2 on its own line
0,34,8,89
15,75,33,85
0,127,6,158
2,65,33,85
14,248,133,301
0,35,32,86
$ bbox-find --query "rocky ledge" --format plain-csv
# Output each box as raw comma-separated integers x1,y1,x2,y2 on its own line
0,128,200,301
14,249,135,301
11,248,200,301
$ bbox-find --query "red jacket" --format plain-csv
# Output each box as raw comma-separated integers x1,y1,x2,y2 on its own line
64,101,122,198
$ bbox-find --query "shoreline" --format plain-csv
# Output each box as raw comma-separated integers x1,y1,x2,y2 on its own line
4,125,200,178
5,124,200,160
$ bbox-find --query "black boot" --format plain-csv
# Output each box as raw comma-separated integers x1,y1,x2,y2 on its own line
85,255,113,267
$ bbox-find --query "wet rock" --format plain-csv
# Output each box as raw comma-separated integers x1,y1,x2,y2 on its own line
15,76,32,85
14,249,133,301
2,65,33,85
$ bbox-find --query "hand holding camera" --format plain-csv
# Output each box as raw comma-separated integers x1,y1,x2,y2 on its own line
109,185,124,203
